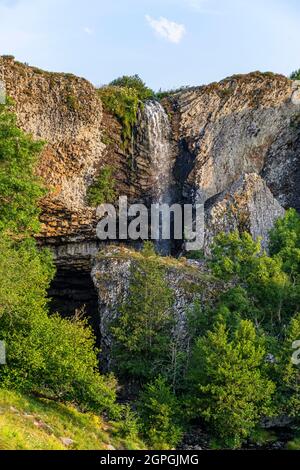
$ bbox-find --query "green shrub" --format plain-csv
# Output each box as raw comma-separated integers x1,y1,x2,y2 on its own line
116,405,140,440
0,100,46,235
87,165,116,206
98,86,140,148
276,313,300,418
0,238,118,416
109,75,154,101
1,312,118,415
111,243,174,384
290,69,300,80
138,377,183,450
98,75,153,150
269,208,300,281
0,107,120,418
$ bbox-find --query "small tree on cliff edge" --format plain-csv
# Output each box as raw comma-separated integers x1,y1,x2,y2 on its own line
111,242,175,384
290,69,300,80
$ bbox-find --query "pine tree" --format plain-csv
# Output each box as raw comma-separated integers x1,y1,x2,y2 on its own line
111,243,174,383
187,319,275,448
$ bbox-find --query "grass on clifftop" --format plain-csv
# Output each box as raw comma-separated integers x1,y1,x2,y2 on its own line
0,389,145,450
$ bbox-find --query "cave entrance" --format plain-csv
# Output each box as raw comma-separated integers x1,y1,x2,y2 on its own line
48,267,100,346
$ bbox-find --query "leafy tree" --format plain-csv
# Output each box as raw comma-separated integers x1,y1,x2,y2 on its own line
111,242,175,384
98,75,153,149
138,376,183,449
290,69,300,80
0,100,46,236
276,313,300,418
109,75,154,100
269,209,300,282
211,231,291,332
187,319,275,448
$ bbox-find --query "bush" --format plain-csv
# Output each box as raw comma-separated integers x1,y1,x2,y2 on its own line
109,75,154,101
138,377,183,450
187,319,275,448
98,86,140,148
87,165,116,206
111,243,174,384
0,100,46,235
290,69,300,80
98,75,153,149
0,238,118,416
1,313,117,415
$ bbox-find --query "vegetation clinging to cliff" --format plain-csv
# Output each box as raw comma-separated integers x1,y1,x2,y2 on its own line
87,165,116,207
111,242,175,383
290,69,300,80
0,100,46,236
0,103,138,436
98,75,154,150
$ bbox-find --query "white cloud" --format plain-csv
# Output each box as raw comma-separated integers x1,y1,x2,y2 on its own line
145,15,186,44
184,0,207,10
83,26,93,35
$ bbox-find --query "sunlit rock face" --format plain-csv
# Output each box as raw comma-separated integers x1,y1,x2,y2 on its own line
174,72,300,213
3,57,300,369
3,58,299,264
203,173,285,254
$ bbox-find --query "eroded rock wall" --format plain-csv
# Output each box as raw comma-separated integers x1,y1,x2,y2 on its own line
91,246,223,367
173,73,300,212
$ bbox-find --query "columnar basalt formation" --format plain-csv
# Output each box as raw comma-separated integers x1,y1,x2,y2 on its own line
2,56,300,274
173,73,300,212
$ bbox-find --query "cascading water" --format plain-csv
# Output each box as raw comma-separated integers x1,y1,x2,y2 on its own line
141,100,174,255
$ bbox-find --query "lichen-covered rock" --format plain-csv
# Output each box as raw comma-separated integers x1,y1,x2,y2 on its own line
204,173,285,253
91,246,224,367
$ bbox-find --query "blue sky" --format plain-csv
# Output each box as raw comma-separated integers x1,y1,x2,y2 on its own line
1,0,300,90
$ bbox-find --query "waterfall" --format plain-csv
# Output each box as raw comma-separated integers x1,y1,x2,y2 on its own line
143,100,173,204
142,101,173,255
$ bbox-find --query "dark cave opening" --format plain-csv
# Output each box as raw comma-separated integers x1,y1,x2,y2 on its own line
48,267,100,346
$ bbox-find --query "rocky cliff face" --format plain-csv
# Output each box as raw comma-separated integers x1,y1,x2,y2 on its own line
2,57,300,355
174,73,300,212
204,173,285,253
2,56,134,250
3,58,300,256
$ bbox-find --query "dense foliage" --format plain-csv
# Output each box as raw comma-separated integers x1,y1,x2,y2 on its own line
187,319,275,448
98,75,154,149
2,98,300,449
0,102,122,420
138,377,183,449
0,100,45,236
109,75,154,101
110,212,300,449
111,242,174,384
